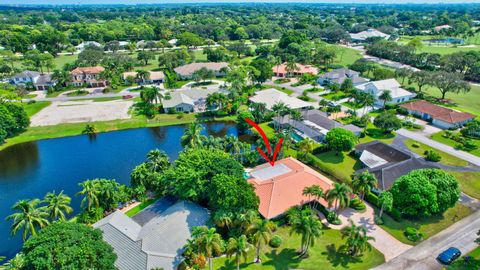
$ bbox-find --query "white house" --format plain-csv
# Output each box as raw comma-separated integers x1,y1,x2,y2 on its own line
355,79,415,107
249,88,312,110
350,29,390,42
162,88,221,113
9,70,56,91
75,41,102,51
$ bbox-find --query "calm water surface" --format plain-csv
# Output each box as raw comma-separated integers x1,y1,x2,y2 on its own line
0,122,239,258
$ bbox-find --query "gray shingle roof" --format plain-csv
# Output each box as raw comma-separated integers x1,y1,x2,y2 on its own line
174,62,228,77
93,200,210,270
11,70,40,79
162,88,219,108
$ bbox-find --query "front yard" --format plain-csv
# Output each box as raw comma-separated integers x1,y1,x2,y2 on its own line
404,139,469,167
431,131,480,158
448,171,480,200
209,226,385,270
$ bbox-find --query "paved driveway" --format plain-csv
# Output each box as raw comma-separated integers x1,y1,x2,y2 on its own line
321,203,412,262
396,129,480,167
372,210,480,270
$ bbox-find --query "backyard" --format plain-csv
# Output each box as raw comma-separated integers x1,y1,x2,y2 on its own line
208,226,385,270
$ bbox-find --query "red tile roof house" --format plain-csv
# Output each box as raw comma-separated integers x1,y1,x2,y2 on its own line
247,157,334,219
272,63,319,78
69,66,107,88
400,100,476,129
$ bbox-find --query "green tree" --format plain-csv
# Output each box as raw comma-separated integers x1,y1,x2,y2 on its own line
208,174,259,213
302,185,324,209
326,182,352,214
411,70,433,93
226,235,252,270
378,191,393,219
22,222,116,269
432,71,471,100
192,226,224,270
352,171,377,200
140,87,163,105
341,219,374,256
43,191,73,221
236,111,255,134
288,207,323,256
390,169,460,217
325,128,357,155
82,124,97,135
374,112,402,133
180,122,205,148
135,69,151,84
76,180,100,210
6,199,49,241
249,219,275,263
297,138,317,157
379,90,393,109
176,32,204,48
137,50,155,66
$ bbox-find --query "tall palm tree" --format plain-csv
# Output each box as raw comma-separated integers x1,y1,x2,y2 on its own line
51,69,71,89
285,61,299,77
249,219,275,263
288,208,323,256
302,185,324,209
341,219,375,256
379,90,393,109
1,253,24,270
43,191,73,221
226,235,252,270
378,191,393,219
352,172,378,200
213,210,234,230
235,209,259,235
326,183,352,214
290,109,303,129
76,180,100,210
193,226,224,270
297,138,316,158
135,69,151,84
250,102,267,123
271,102,289,131
362,93,376,115
140,87,163,105
146,149,170,172
6,199,49,240
180,122,205,148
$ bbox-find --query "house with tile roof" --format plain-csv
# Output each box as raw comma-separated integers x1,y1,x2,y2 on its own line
93,200,209,270
247,157,334,219
400,100,476,129
69,66,106,88
355,78,415,107
174,62,229,80
249,88,312,110
317,68,369,86
355,140,439,191
272,63,318,78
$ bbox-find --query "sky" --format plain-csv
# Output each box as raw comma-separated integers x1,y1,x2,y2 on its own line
2,0,480,5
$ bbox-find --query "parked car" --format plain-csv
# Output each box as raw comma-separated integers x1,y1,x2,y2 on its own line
437,247,461,265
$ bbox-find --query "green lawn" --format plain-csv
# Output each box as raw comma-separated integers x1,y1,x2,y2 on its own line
0,113,236,151
320,92,347,101
342,101,363,109
260,85,294,96
209,226,385,270
125,198,157,217
311,151,363,183
404,139,468,167
431,131,480,158
23,101,51,117
449,246,480,269
252,122,276,138
448,171,480,200
378,203,472,245
332,45,363,66
359,124,396,145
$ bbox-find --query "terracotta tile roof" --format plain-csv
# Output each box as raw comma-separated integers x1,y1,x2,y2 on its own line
248,157,334,219
272,63,318,75
400,100,476,124
71,66,105,75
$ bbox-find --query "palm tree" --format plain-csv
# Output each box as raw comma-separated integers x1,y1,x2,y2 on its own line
6,199,49,240
180,122,205,148
290,109,303,129
213,210,234,230
288,208,323,256
271,102,289,131
135,69,151,84
250,102,267,123
235,209,259,235
341,219,375,256
76,180,100,210
326,182,352,214
140,87,163,105
249,219,275,263
82,124,97,135
146,149,170,172
362,93,376,115
352,171,378,200
51,69,71,89
302,185,324,209
297,138,316,158
285,61,299,77
43,191,73,221
379,90,393,109
378,191,393,219
226,235,252,270
193,226,224,270
1,253,24,270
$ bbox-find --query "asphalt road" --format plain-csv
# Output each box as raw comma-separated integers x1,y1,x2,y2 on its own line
372,210,480,270
396,128,480,167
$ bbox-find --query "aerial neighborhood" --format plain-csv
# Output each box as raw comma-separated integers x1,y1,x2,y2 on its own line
1,2,480,270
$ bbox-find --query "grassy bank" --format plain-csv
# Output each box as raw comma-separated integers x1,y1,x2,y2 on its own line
209,226,385,270
0,113,236,152
24,101,52,117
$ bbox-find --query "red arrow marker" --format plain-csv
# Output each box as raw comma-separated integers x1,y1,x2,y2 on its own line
245,118,283,166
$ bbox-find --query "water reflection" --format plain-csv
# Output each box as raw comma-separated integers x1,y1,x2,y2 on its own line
0,141,39,181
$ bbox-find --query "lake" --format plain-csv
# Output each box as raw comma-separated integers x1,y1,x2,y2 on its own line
0,121,240,258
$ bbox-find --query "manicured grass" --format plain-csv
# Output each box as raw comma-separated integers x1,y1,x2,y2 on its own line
209,226,385,270
320,92,347,101
66,90,89,97
261,85,294,95
252,122,276,139
25,93,37,98
449,246,480,269
125,198,157,217
448,171,480,200
431,131,480,158
378,203,472,245
23,101,51,117
359,124,396,145
0,113,235,151
46,88,78,98
404,139,468,167
311,151,363,183
342,101,363,109
332,45,363,66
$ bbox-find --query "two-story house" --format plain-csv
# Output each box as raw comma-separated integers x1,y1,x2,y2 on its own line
69,66,106,88
317,68,369,86
9,70,56,91
355,78,415,107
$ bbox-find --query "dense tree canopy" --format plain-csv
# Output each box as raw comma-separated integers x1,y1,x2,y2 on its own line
325,128,357,153
22,222,117,270
390,169,460,217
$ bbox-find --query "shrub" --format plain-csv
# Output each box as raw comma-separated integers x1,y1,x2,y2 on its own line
424,150,441,162
269,235,282,248
176,112,184,119
411,142,420,148
390,208,402,221
374,214,384,225
326,211,342,225
365,192,379,207
404,227,424,242
350,197,366,211
396,107,408,115
27,100,36,104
